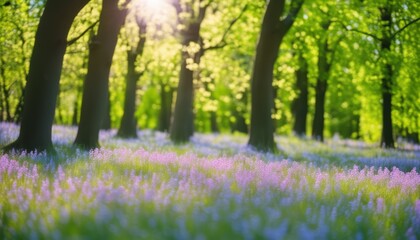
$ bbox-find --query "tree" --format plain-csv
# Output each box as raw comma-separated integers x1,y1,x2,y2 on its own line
292,50,309,137
169,0,212,143
3,0,89,153
311,20,331,142
0,0,44,123
74,0,128,149
347,0,420,148
117,16,148,138
248,0,304,152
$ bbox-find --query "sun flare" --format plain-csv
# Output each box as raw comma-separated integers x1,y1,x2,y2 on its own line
133,0,168,18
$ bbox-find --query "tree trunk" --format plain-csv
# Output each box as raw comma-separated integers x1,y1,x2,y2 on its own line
248,1,284,152
117,52,139,138
74,0,126,149
0,61,12,122
3,0,89,153
232,113,248,134
312,21,331,142
101,94,111,130
13,82,25,123
292,53,308,137
379,6,395,148
72,95,79,126
170,23,201,143
272,85,279,133
117,21,147,138
248,0,303,152
158,84,173,132
210,111,219,133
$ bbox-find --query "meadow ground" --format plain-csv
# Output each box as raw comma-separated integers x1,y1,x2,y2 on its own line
0,122,419,239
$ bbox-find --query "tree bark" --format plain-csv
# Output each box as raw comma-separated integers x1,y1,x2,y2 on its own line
0,60,12,122
13,82,25,123
101,94,111,130
117,51,139,138
3,0,89,153
72,95,79,126
232,113,248,134
158,84,173,132
312,21,331,142
379,6,395,148
170,23,201,143
210,111,219,133
74,0,126,149
117,20,147,138
248,0,303,152
292,53,308,137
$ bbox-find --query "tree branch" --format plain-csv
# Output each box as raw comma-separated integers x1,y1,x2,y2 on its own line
347,28,381,41
203,4,248,52
67,20,100,46
282,0,305,33
334,20,381,41
391,17,420,40
197,0,214,23
329,35,345,66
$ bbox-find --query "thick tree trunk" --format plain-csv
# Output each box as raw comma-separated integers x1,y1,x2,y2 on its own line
312,22,331,142
248,0,303,152
3,0,88,153
292,53,308,137
101,94,111,130
379,6,395,148
74,0,126,149
158,84,173,132
248,1,284,152
272,85,279,133
170,23,201,143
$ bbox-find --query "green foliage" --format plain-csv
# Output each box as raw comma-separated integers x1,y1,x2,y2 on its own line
1,0,419,143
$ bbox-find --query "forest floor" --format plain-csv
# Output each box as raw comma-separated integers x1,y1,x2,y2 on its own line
0,122,419,239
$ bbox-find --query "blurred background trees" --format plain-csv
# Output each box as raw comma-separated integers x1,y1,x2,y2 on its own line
1,0,419,152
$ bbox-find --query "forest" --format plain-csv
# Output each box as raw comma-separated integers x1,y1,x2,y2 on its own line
0,0,418,152
0,0,419,239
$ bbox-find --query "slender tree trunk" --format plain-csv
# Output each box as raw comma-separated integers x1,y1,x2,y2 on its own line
379,6,395,148
74,0,126,149
56,94,64,124
170,23,201,143
210,111,219,133
117,21,147,138
232,112,248,134
3,0,89,153
0,66,3,122
117,52,139,137
72,95,79,126
0,59,13,122
158,84,173,132
13,82,25,123
292,53,308,137
312,21,331,142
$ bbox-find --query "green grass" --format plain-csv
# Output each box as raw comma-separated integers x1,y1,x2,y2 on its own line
0,123,419,239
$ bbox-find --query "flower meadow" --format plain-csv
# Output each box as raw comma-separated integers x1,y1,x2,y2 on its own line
0,123,420,239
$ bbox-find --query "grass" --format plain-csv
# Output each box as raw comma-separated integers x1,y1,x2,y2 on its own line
0,122,419,239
